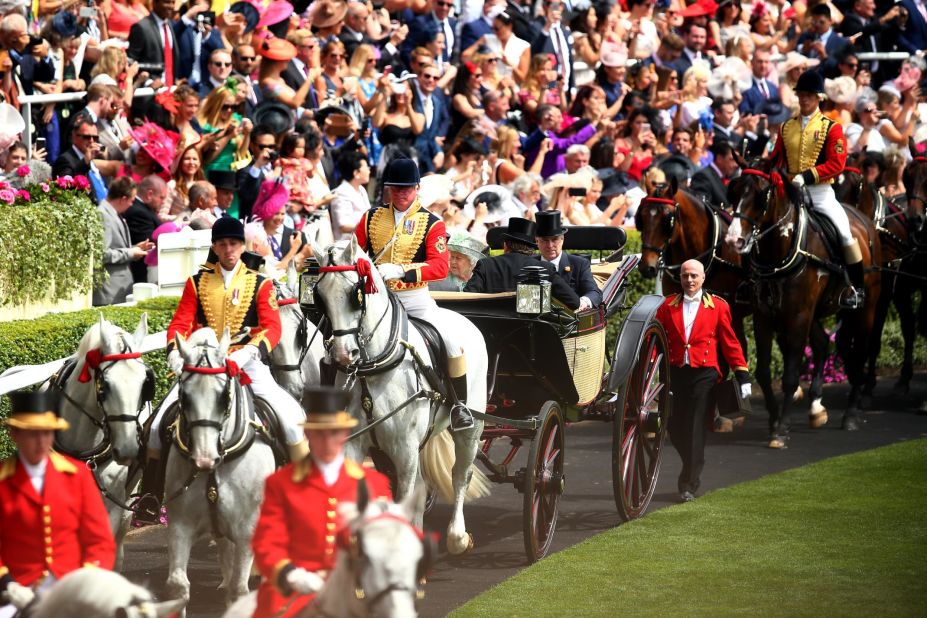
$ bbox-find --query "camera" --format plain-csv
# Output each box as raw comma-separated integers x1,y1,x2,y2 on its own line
267,150,279,163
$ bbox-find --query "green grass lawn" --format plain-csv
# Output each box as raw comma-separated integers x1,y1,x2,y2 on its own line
453,438,927,617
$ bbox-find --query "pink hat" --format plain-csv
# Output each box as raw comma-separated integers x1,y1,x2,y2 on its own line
258,1,295,28
252,180,290,221
130,122,181,173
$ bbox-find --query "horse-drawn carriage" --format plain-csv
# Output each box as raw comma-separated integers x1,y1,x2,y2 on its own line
301,225,672,562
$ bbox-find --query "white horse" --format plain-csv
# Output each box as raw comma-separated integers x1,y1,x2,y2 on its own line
312,238,489,555
23,568,185,618
269,267,325,401
164,328,276,609
222,489,428,618
54,314,152,569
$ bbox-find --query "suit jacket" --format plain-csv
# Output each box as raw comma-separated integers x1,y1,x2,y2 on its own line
0,452,115,587
252,459,391,618
282,60,306,92
900,0,927,54
739,78,779,115
531,25,576,91
237,165,266,222
127,15,180,83
464,251,581,309
655,292,748,378
124,199,161,283
94,201,137,306
797,30,849,75
460,16,493,53
669,50,715,87
541,252,602,306
690,165,729,210
51,147,91,180
411,86,450,174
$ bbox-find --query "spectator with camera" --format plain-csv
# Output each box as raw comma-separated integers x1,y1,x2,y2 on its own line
94,176,154,305
236,124,278,222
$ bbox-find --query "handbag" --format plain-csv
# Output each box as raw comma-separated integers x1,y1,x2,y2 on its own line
714,378,751,417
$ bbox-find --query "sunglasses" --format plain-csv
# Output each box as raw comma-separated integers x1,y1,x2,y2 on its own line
472,73,483,78
238,56,256,62
437,1,454,7
421,73,439,80
299,44,316,50
328,54,344,59
862,107,877,113
256,142,276,149
212,61,232,68
77,133,99,140
222,104,237,111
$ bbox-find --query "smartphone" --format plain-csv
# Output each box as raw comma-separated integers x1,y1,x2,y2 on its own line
641,122,652,134
79,6,96,18
202,11,215,27
567,187,587,197
34,137,46,151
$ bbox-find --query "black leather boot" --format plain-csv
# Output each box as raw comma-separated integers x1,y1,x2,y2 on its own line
135,457,164,525
449,375,474,431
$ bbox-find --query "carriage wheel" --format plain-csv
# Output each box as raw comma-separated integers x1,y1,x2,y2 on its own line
612,321,670,522
522,401,565,563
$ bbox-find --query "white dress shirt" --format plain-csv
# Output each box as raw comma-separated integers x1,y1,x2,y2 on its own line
315,453,345,486
682,290,702,365
20,455,47,495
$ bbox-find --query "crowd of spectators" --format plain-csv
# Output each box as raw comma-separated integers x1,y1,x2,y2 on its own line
0,0,925,304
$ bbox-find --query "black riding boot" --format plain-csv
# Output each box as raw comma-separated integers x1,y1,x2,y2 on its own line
135,458,164,525
449,375,474,431
843,261,866,309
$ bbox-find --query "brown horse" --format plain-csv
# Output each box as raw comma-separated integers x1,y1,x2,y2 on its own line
725,165,881,447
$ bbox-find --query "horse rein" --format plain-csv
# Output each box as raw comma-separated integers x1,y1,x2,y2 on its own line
733,169,797,250
270,297,317,376
638,197,676,257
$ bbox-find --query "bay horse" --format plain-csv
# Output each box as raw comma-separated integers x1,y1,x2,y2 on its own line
311,237,489,556
222,488,429,618
164,328,276,609
53,314,152,569
725,166,881,447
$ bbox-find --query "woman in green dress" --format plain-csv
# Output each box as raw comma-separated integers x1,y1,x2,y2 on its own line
197,78,253,218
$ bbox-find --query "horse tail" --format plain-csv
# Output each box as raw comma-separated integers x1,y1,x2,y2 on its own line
419,430,491,504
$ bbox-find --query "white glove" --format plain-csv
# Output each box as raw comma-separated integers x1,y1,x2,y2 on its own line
577,296,593,311
740,383,753,399
792,175,806,188
377,263,405,281
4,582,35,609
229,346,258,367
286,568,325,595
167,349,184,375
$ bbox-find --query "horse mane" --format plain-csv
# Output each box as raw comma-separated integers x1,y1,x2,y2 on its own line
183,328,226,365
31,569,157,618
773,167,804,206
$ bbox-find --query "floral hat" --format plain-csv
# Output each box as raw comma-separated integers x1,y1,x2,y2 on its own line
129,122,181,172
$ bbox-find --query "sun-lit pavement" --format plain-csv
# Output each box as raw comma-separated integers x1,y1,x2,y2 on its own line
120,372,927,617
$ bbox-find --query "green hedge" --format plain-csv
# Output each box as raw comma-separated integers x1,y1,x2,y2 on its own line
0,297,179,459
0,180,104,307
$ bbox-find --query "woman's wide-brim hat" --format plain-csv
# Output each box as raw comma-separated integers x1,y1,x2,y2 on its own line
252,179,290,221
778,52,819,75
259,37,297,62
257,0,294,28
4,389,69,431
229,1,261,34
825,76,857,105
311,0,349,29
301,386,358,429
448,231,488,264
463,184,511,224
419,174,454,209
541,170,595,201
129,122,181,173
253,101,295,135
0,103,25,151
502,217,538,247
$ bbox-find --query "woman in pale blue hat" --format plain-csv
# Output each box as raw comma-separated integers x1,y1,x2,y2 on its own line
429,231,488,291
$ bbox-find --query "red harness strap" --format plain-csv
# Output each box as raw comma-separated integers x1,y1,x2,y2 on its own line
640,197,675,206
319,258,378,294
182,360,252,385
742,168,785,199
79,349,143,382
277,298,298,306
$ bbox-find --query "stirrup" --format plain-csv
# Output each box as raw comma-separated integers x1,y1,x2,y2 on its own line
450,403,474,432
839,287,864,309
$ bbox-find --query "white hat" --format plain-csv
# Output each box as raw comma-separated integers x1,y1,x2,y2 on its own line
825,76,857,105
419,174,454,209
0,103,25,152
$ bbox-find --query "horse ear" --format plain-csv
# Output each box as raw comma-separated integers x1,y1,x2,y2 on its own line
218,328,231,359
133,312,149,349
98,312,114,351
347,234,361,262
174,333,192,361
116,598,187,618
310,240,326,264
732,148,748,170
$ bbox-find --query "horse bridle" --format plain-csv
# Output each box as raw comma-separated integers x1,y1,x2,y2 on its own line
270,297,317,376
638,196,677,257
732,169,797,253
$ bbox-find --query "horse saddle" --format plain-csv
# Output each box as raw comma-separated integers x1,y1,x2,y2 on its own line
806,207,846,270
408,316,451,399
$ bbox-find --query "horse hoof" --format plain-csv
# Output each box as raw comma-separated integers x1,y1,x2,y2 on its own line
768,437,787,449
465,532,474,553
447,532,474,556
809,411,828,429
792,386,804,402
713,416,734,433
842,416,862,431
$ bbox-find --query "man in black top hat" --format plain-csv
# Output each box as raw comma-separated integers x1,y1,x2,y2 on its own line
534,211,601,310
464,217,581,310
207,170,238,217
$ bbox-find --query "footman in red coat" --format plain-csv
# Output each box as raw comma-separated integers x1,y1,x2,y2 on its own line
655,260,752,502
251,387,391,618
0,390,115,616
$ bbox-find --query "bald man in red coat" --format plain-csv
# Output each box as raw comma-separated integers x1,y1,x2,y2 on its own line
655,260,752,502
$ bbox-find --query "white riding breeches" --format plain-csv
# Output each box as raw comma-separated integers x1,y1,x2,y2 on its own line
395,288,464,358
807,184,854,246
148,357,306,452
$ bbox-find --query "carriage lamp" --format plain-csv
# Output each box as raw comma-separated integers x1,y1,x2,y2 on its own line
516,266,552,315
298,257,321,310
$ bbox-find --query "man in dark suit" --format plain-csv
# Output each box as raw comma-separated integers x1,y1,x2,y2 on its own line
670,22,712,86
839,0,905,81
340,1,383,60
739,49,779,115
52,116,107,205
690,142,740,211
236,126,278,222
282,30,315,91
412,64,450,174
531,1,575,93
899,0,927,57
127,0,180,86
464,218,580,310
655,259,751,501
403,1,458,64
797,4,849,76
124,175,168,283
460,0,499,53
233,44,263,118
534,211,601,310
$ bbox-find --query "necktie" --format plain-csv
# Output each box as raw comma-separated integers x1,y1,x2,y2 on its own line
162,22,174,87
760,80,769,99
551,27,566,80
89,164,107,202
269,235,282,260
443,19,453,59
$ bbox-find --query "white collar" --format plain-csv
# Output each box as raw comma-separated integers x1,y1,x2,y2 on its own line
545,253,562,270
683,290,703,303
314,453,345,486
19,454,47,479
220,262,239,287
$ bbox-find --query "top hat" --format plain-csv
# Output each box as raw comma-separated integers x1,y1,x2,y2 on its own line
208,170,238,192
795,69,825,94
383,157,421,187
252,179,290,221
228,1,261,34
4,389,69,431
535,211,568,238
211,217,246,243
301,386,358,429
502,217,538,248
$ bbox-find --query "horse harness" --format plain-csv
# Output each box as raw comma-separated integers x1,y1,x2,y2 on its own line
51,337,155,511
270,292,321,378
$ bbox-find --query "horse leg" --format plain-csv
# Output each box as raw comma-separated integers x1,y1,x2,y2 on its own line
807,321,829,428
893,281,916,395
753,319,778,437
774,333,805,449
224,541,254,607
165,460,198,608
216,538,233,591
446,429,480,555
862,271,893,399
